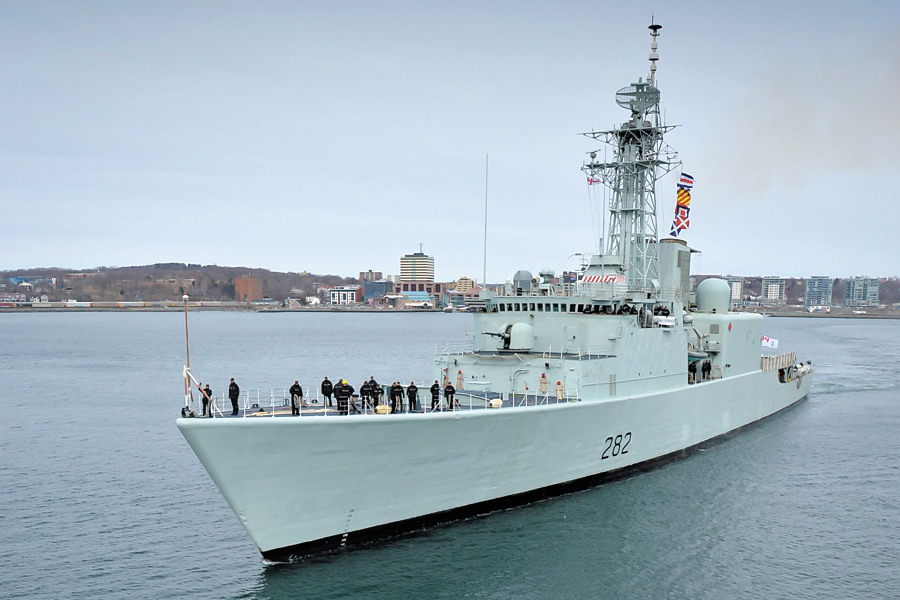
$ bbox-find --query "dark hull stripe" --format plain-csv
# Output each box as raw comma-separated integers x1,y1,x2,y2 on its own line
261,394,808,562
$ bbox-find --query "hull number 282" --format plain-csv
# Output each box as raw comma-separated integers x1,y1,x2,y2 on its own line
602,432,631,459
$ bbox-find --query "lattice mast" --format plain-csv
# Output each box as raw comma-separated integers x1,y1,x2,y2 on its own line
581,22,679,295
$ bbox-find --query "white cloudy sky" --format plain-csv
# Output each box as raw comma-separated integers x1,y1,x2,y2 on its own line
2,1,897,281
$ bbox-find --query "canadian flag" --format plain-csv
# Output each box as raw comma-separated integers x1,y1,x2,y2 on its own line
761,335,779,349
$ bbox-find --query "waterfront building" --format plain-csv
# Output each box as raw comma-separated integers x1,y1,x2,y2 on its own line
363,280,393,302
844,277,879,307
445,292,466,308
399,291,434,309
235,277,262,303
400,251,435,282
0,292,27,303
394,281,446,296
329,285,360,305
454,276,476,293
761,276,786,307
726,276,743,309
804,276,833,307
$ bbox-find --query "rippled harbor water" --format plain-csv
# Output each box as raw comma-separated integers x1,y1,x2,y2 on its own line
1,312,898,599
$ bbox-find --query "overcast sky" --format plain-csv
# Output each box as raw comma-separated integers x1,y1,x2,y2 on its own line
2,1,897,281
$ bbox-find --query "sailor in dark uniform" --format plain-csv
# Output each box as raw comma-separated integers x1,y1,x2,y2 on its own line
396,382,406,413
386,382,395,412
345,380,356,414
369,377,381,408
290,380,303,415
359,379,371,411
199,383,213,417
320,376,333,407
336,379,354,415
430,381,441,411
444,382,456,410
228,378,240,415
407,381,419,412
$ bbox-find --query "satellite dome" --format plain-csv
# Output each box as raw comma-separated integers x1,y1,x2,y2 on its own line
696,278,731,314
513,270,533,292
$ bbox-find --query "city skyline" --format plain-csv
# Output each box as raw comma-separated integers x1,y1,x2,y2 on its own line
2,2,898,280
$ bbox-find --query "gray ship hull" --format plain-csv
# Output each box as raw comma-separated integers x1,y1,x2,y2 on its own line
176,368,811,560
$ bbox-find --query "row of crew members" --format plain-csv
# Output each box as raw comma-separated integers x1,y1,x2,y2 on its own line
322,376,456,414
204,377,459,417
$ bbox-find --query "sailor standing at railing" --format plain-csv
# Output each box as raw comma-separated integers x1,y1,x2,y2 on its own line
390,382,404,413
320,376,333,407
198,383,213,417
359,379,371,410
430,381,440,410
335,380,353,415
368,377,382,408
407,381,418,412
228,378,240,415
290,381,303,415
444,382,456,410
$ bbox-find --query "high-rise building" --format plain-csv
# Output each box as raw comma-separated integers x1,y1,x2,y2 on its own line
844,277,879,307
761,276,785,307
726,276,743,309
359,270,383,282
805,276,833,307
400,251,435,282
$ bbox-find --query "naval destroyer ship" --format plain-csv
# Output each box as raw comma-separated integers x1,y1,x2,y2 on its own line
177,23,812,561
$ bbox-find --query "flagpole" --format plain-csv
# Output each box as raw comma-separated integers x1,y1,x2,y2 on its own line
602,148,607,254
483,154,488,288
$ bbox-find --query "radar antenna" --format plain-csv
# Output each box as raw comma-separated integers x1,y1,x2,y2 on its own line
648,19,661,86
580,21,680,295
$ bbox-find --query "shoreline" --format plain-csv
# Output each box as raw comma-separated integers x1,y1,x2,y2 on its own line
1,306,897,319
0,306,448,314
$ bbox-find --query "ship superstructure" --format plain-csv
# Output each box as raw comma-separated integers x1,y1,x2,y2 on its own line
176,23,812,562
435,23,696,403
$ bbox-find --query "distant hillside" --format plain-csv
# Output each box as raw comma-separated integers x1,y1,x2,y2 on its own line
0,264,358,302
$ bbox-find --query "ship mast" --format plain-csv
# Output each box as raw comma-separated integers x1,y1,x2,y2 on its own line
581,21,679,297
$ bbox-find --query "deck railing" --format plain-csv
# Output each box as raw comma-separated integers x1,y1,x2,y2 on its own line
760,351,797,372
186,385,581,418
435,340,475,355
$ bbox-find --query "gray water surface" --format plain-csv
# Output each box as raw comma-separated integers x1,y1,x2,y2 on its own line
1,313,897,599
